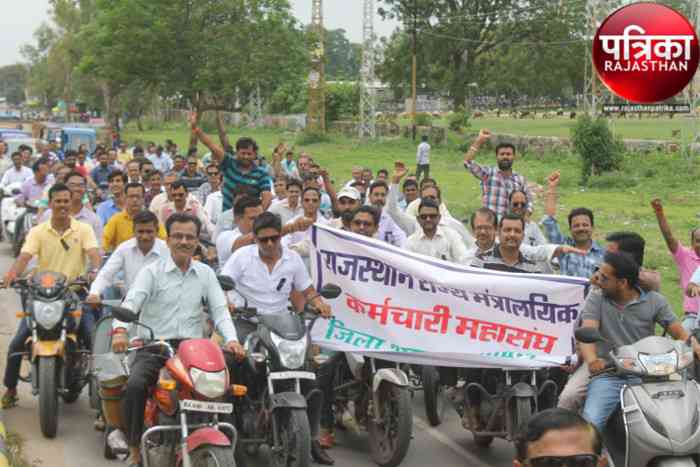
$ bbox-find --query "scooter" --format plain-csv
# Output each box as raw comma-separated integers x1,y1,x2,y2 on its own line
576,327,700,467
0,182,25,243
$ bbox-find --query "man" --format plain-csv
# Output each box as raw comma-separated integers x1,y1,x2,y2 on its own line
111,213,244,467
543,171,604,278
90,151,115,191
213,184,260,239
117,142,131,164
463,129,533,218
219,211,333,465
513,408,605,467
17,158,53,207
284,187,330,267
107,148,124,171
2,183,101,408
149,171,179,215
39,171,103,246
272,176,288,203
103,182,167,251
203,173,223,227
173,155,186,173
0,141,10,177
329,187,361,229
156,180,214,236
652,198,700,331
143,170,162,208
125,160,141,183
368,180,406,247
191,112,272,212
180,155,206,192
509,190,546,247
0,152,33,187
96,171,127,225
416,135,431,181
197,164,221,205
579,251,698,431
405,198,470,264
344,166,363,189
146,145,173,174
361,168,373,187
269,179,303,224
397,178,418,211
139,159,154,180
281,150,299,179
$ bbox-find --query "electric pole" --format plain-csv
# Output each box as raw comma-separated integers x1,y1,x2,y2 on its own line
411,0,418,141
307,0,326,133
359,0,377,139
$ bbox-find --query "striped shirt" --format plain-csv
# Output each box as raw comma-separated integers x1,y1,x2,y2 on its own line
464,161,532,217
220,154,272,211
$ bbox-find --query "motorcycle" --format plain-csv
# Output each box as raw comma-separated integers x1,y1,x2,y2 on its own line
103,296,242,467
13,199,39,258
576,327,700,467
322,350,413,467
230,282,342,467
0,182,25,244
10,273,91,438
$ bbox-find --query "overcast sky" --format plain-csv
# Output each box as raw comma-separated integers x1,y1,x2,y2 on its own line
0,0,400,67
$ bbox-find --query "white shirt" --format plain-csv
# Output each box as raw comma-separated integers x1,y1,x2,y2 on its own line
269,198,304,225
417,142,431,164
204,191,223,226
283,214,330,257
405,226,471,264
221,244,312,315
375,210,407,247
216,228,242,266
90,238,169,296
0,166,33,187
524,220,547,247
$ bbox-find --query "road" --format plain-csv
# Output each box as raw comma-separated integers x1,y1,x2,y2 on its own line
0,243,516,467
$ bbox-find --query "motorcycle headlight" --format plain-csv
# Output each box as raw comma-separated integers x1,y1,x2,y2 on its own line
190,368,227,399
638,351,678,376
33,301,64,330
270,332,307,370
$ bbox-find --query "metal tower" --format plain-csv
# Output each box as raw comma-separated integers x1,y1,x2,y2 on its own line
249,83,263,128
359,0,377,139
584,0,604,116
307,0,326,133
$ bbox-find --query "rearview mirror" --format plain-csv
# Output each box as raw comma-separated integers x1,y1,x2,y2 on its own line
111,306,138,323
319,283,342,300
575,327,604,344
217,275,236,292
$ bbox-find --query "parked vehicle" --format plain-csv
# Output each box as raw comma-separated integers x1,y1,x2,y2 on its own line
13,199,39,258
1,182,25,244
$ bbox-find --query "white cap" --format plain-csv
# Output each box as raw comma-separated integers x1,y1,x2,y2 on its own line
337,187,360,201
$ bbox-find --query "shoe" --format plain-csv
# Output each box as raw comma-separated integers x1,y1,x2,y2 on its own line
319,429,335,449
1,391,18,409
311,440,334,465
94,414,105,431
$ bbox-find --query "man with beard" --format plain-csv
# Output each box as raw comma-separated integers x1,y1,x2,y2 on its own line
542,171,604,278
368,180,406,247
328,187,360,229
509,190,546,247
269,179,303,224
405,198,470,263
471,213,546,273
463,129,533,218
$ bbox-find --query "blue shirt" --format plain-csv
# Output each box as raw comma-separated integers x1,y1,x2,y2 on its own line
96,198,121,226
221,155,272,211
91,165,114,189
542,215,604,278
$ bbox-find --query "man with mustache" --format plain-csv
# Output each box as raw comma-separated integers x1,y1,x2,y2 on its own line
463,128,533,218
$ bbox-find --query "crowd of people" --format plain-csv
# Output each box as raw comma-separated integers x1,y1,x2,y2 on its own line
0,115,698,467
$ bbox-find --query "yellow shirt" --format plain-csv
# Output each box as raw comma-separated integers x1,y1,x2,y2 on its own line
117,150,132,164
22,219,99,281
103,210,167,252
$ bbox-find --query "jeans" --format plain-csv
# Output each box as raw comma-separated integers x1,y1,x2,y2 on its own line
415,163,430,181
4,318,31,389
582,374,640,431
557,364,589,411
682,313,697,333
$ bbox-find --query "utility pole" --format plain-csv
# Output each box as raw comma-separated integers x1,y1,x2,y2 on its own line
359,0,377,139
584,0,600,116
411,0,418,141
307,0,326,133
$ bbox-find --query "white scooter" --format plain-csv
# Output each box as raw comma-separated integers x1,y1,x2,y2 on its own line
576,327,700,467
0,182,25,244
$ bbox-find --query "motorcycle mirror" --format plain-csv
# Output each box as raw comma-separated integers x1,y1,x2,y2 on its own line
319,283,342,300
217,275,236,292
575,327,604,344
111,306,138,323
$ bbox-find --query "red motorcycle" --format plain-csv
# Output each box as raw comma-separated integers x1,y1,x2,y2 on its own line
105,304,244,467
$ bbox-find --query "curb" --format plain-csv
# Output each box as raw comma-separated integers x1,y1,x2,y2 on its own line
0,409,8,467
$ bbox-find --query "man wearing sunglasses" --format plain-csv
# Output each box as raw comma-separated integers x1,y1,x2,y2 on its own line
405,198,470,264
509,190,546,247
514,408,605,467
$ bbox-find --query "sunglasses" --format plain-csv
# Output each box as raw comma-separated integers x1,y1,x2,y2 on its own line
524,454,599,467
511,202,527,208
257,235,281,244
418,214,439,220
352,220,374,227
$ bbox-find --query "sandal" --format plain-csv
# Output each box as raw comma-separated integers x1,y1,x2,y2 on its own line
1,392,18,409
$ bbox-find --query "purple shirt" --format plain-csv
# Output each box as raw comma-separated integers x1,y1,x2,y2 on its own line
17,175,54,205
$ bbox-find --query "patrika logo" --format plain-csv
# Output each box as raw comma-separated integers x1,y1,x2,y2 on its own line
593,2,699,103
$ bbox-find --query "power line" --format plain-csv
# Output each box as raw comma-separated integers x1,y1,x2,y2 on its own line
417,29,586,46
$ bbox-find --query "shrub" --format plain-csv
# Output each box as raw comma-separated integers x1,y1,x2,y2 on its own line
295,129,330,146
571,114,624,184
448,109,470,132
414,112,433,126
325,82,360,124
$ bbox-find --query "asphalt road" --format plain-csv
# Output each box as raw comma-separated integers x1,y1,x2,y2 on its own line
0,243,517,467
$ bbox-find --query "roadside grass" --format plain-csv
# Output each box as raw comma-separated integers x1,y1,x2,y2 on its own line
6,431,37,467
124,124,700,316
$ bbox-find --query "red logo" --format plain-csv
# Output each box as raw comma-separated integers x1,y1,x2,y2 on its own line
593,2,699,103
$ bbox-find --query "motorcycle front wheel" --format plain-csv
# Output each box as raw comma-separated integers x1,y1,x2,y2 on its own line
368,383,412,467
421,366,445,427
190,445,236,467
38,356,59,438
271,409,311,467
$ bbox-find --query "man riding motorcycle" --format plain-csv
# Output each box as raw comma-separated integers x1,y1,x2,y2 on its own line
110,213,244,467
219,210,335,465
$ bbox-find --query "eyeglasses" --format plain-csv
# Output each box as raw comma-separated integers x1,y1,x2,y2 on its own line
170,233,197,242
257,235,281,244
511,202,527,208
524,454,599,467
418,214,439,220
207,172,219,176
352,220,374,228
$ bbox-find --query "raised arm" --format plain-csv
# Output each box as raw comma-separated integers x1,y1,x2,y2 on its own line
463,128,491,164
544,170,560,218
651,198,679,254
387,162,417,235
190,111,225,164
215,111,232,152
320,168,337,210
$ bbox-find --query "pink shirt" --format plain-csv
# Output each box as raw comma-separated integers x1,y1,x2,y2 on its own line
673,244,700,313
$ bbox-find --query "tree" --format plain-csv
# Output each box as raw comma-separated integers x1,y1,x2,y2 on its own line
0,65,28,105
324,28,361,80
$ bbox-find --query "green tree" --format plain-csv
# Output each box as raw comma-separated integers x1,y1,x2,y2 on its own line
0,64,28,105
324,28,361,80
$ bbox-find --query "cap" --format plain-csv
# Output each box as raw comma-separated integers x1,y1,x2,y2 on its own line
337,187,360,201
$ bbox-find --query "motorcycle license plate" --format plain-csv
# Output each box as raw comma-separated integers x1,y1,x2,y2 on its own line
268,371,316,381
180,399,233,414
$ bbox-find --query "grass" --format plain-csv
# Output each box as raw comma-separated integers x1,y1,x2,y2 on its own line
6,431,37,467
124,122,700,316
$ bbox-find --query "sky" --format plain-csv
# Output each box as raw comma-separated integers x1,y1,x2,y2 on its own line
0,0,401,67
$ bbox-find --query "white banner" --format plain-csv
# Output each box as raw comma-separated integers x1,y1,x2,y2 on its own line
309,224,589,368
